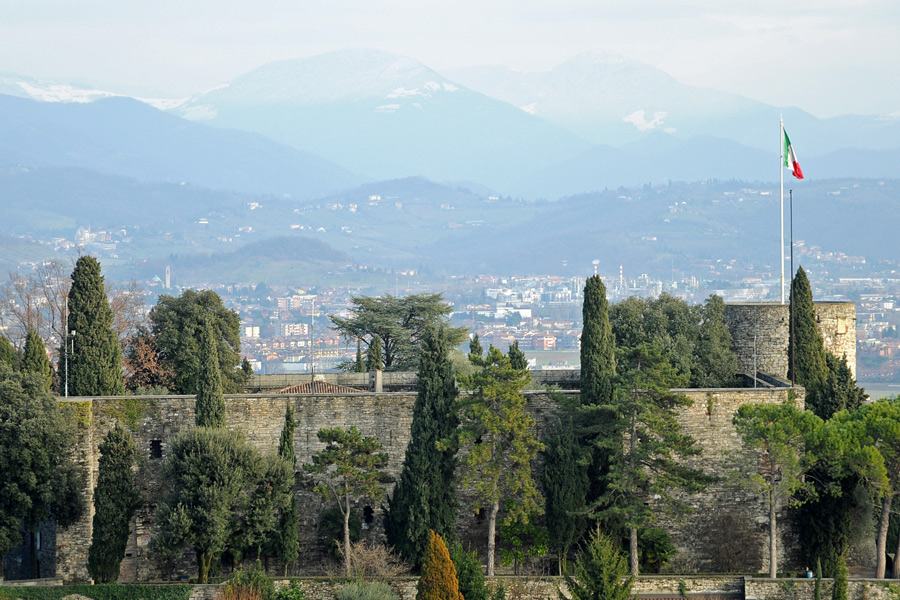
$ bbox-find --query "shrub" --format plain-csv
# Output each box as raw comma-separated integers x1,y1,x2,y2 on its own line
417,531,463,600
225,561,276,600
450,541,487,600
273,580,306,600
336,582,399,600
0,584,192,600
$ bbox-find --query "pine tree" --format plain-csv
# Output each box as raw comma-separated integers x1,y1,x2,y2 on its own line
88,423,141,583
65,256,124,396
417,531,464,600
385,326,460,567
816,353,867,420
450,541,488,600
195,318,226,428
366,336,383,371
508,340,527,370
789,267,828,398
0,336,16,369
562,527,634,600
21,329,52,392
271,400,300,575
468,334,482,362
580,276,615,406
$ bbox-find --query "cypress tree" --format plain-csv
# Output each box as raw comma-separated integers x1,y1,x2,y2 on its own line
508,340,527,370
416,530,464,600
195,318,226,428
543,410,589,574
0,336,16,369
468,334,482,362
65,256,124,396
21,329,52,392
789,266,828,396
355,340,365,372
88,423,140,583
385,325,460,567
272,400,300,575
580,276,615,406
366,336,383,371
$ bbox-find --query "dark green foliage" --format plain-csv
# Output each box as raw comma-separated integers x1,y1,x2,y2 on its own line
468,334,482,362
815,559,822,600
336,582,399,600
0,584,192,600
580,276,615,406
542,405,589,574
366,336,383,371
65,256,124,396
303,426,390,576
330,293,467,371
798,474,870,577
814,353,867,420
831,555,848,600
356,340,365,372
561,527,634,600
149,289,245,394
271,401,300,574
320,507,361,559
88,423,141,583
0,363,83,566
152,427,292,583
608,294,738,388
385,326,459,567
508,340,527,370
0,337,16,369
195,318,226,428
450,542,488,600
498,507,548,572
21,329,52,392
789,267,828,395
593,343,715,575
273,580,306,600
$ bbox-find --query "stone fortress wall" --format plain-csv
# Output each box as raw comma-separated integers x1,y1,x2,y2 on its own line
34,301,854,583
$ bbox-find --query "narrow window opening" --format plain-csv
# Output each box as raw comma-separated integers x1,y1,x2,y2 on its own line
150,440,163,459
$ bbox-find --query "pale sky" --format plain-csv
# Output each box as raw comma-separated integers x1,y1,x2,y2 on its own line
1,0,897,118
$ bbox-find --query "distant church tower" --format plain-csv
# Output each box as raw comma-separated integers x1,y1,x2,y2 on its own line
165,265,171,289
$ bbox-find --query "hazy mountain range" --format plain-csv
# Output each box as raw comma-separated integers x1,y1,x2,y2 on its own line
1,48,898,282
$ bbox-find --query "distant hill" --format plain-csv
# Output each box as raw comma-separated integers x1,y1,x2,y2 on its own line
0,94,364,200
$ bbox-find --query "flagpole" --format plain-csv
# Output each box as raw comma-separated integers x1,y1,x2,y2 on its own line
780,117,785,304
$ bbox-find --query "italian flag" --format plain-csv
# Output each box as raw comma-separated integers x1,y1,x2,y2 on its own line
783,128,804,179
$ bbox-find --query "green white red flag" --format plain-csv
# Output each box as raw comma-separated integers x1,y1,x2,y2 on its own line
783,128,803,179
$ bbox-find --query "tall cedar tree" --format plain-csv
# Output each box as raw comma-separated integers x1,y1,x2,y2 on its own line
508,340,528,370
561,527,634,600
417,531,464,600
88,423,141,582
303,426,390,577
329,293,467,371
195,319,226,428
366,336,383,371
542,405,589,574
0,363,83,579
149,289,246,394
0,336,16,368
385,326,460,567
65,256,124,396
580,276,615,406
22,329,52,392
457,345,544,576
593,343,715,576
789,267,828,399
270,400,300,575
732,402,822,578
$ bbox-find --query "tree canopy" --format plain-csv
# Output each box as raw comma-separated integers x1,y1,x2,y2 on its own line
65,256,125,396
0,363,83,576
149,289,246,394
330,293,467,371
580,275,615,406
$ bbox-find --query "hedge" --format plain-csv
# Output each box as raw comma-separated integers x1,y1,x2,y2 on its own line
0,583,193,600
